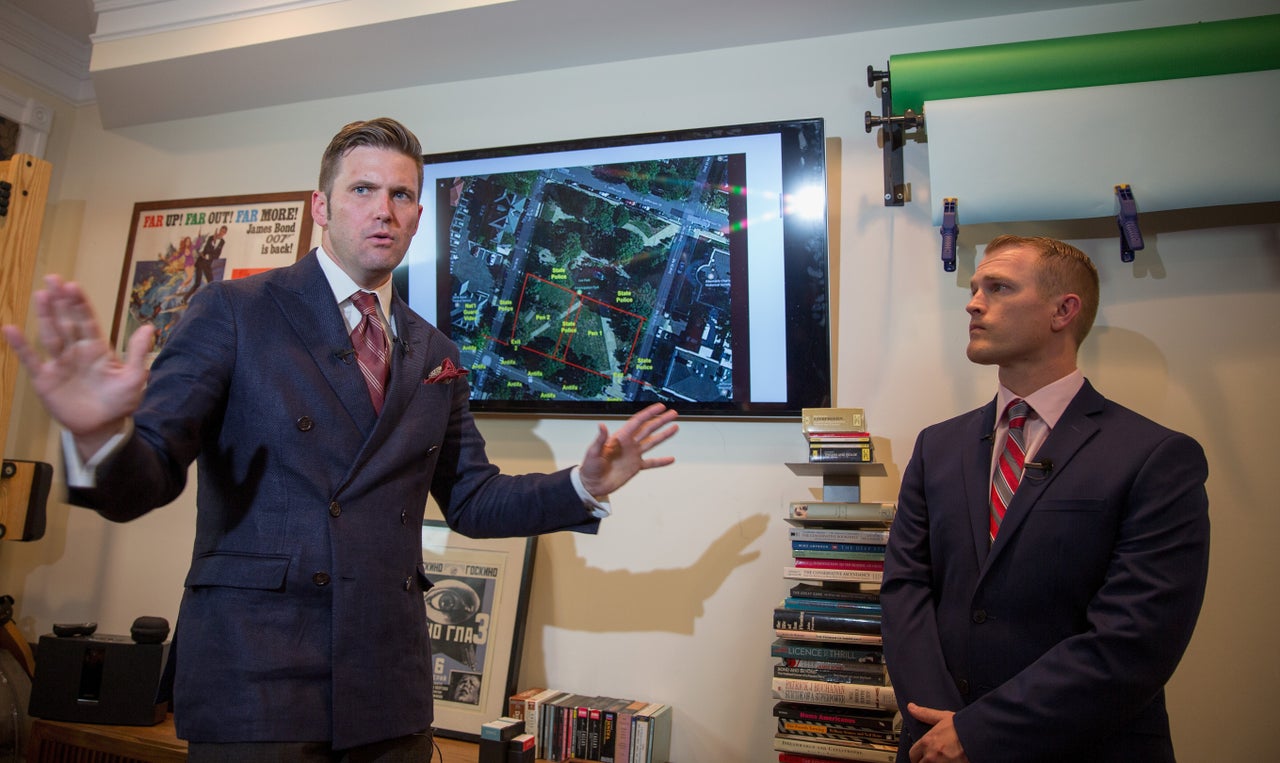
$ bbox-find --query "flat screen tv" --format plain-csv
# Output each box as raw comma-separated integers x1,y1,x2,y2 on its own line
396,117,831,419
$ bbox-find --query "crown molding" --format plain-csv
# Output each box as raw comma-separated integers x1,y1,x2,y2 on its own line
0,1,95,106
91,0,345,42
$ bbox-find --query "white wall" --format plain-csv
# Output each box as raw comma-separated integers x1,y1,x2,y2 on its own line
3,1,1279,760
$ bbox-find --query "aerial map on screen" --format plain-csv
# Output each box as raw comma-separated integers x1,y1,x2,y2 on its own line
434,152,744,405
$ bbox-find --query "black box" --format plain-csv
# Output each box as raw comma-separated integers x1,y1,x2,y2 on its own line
29,633,168,725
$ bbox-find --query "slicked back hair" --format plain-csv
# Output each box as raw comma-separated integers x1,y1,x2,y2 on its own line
318,117,423,199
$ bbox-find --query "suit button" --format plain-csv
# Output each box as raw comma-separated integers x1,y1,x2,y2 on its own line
400,508,408,525
329,502,341,517
972,609,987,624
957,679,970,695
403,577,413,591
312,572,330,587
296,416,314,432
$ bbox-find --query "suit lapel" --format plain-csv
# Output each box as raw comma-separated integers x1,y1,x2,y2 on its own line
265,251,377,431
374,293,437,426
982,381,1104,571
966,400,999,567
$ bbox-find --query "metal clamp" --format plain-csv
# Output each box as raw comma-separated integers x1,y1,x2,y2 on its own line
940,198,959,272
1115,184,1145,262
865,64,924,207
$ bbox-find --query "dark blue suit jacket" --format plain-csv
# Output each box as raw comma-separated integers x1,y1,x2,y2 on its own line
71,251,599,747
881,381,1209,762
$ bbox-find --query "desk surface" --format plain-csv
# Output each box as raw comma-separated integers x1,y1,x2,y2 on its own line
27,716,520,763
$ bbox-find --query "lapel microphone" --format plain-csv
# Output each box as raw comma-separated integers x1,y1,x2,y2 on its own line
334,348,356,364
1024,458,1053,478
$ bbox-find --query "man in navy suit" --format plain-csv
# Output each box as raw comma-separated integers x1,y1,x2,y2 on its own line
881,235,1209,763
3,118,679,761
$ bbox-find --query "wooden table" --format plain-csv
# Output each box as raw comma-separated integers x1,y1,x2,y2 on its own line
26,716,487,762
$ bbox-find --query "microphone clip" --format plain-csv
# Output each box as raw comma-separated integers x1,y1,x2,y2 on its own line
1024,458,1053,480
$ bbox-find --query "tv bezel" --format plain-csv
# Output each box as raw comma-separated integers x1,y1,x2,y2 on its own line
396,117,832,420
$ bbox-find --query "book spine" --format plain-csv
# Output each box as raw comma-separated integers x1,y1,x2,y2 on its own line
773,608,882,634
801,407,866,433
808,445,874,462
773,701,898,731
789,502,896,522
792,558,884,571
787,583,883,602
780,657,889,675
777,719,896,742
774,664,890,685
771,677,897,711
784,566,883,583
791,541,886,554
774,736,897,763
789,528,891,544
782,597,882,614
775,629,883,645
772,639,885,663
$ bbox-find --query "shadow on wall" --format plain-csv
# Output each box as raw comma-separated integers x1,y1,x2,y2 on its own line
524,512,768,637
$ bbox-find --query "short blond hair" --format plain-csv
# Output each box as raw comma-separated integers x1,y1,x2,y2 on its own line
985,235,1099,345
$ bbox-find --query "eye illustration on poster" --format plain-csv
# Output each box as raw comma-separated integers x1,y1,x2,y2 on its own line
111,192,314,357
421,521,536,739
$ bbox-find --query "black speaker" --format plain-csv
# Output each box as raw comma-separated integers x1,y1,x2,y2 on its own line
29,631,168,725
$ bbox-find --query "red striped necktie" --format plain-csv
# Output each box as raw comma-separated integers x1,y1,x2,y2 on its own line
990,399,1030,542
350,291,390,413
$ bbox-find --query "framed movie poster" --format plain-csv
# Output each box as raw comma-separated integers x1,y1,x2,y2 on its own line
421,520,537,740
110,191,314,356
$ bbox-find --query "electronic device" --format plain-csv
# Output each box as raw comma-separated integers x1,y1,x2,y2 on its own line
396,117,832,419
29,617,170,725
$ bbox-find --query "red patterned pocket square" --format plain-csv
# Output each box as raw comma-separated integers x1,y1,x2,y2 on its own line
425,357,469,384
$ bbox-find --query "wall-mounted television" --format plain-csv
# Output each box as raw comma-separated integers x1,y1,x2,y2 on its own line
396,117,831,419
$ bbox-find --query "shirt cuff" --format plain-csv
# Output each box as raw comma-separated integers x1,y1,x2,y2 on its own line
570,466,611,519
62,421,132,489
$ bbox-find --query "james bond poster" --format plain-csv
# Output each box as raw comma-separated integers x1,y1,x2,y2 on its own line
421,520,536,739
111,192,314,356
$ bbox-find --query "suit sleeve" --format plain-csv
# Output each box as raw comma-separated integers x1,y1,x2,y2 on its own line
68,284,237,520
426,350,601,539
881,429,967,746
953,431,1210,760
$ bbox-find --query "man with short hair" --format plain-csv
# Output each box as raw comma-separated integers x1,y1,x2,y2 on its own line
881,235,1209,763
3,117,679,761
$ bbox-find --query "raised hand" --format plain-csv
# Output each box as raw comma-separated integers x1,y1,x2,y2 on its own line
577,403,679,499
1,275,154,459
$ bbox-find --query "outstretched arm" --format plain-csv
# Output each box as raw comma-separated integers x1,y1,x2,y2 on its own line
1,275,154,461
577,403,679,499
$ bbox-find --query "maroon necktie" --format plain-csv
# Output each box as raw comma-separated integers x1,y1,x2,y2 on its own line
350,291,389,413
990,399,1030,542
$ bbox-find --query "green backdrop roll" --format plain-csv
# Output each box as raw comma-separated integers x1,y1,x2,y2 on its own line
888,14,1280,115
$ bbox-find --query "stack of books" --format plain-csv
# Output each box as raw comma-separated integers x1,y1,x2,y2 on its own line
505,688,671,763
803,407,873,464
773,499,900,762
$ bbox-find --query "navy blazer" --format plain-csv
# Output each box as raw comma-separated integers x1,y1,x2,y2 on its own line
71,251,600,748
881,381,1209,763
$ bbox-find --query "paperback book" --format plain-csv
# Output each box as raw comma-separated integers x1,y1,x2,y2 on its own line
771,638,885,664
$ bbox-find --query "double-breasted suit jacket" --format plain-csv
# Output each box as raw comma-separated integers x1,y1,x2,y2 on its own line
70,251,599,748
881,381,1210,762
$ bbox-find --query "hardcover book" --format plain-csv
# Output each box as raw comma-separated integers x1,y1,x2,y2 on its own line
771,677,898,711
802,407,866,434
771,638,885,663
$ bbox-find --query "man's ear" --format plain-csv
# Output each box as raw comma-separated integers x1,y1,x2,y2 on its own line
311,190,329,227
1051,293,1083,333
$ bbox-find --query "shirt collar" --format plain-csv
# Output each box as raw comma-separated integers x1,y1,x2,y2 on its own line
315,245,394,311
996,369,1084,429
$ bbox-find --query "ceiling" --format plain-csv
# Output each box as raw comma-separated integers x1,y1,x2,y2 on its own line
4,0,1123,128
